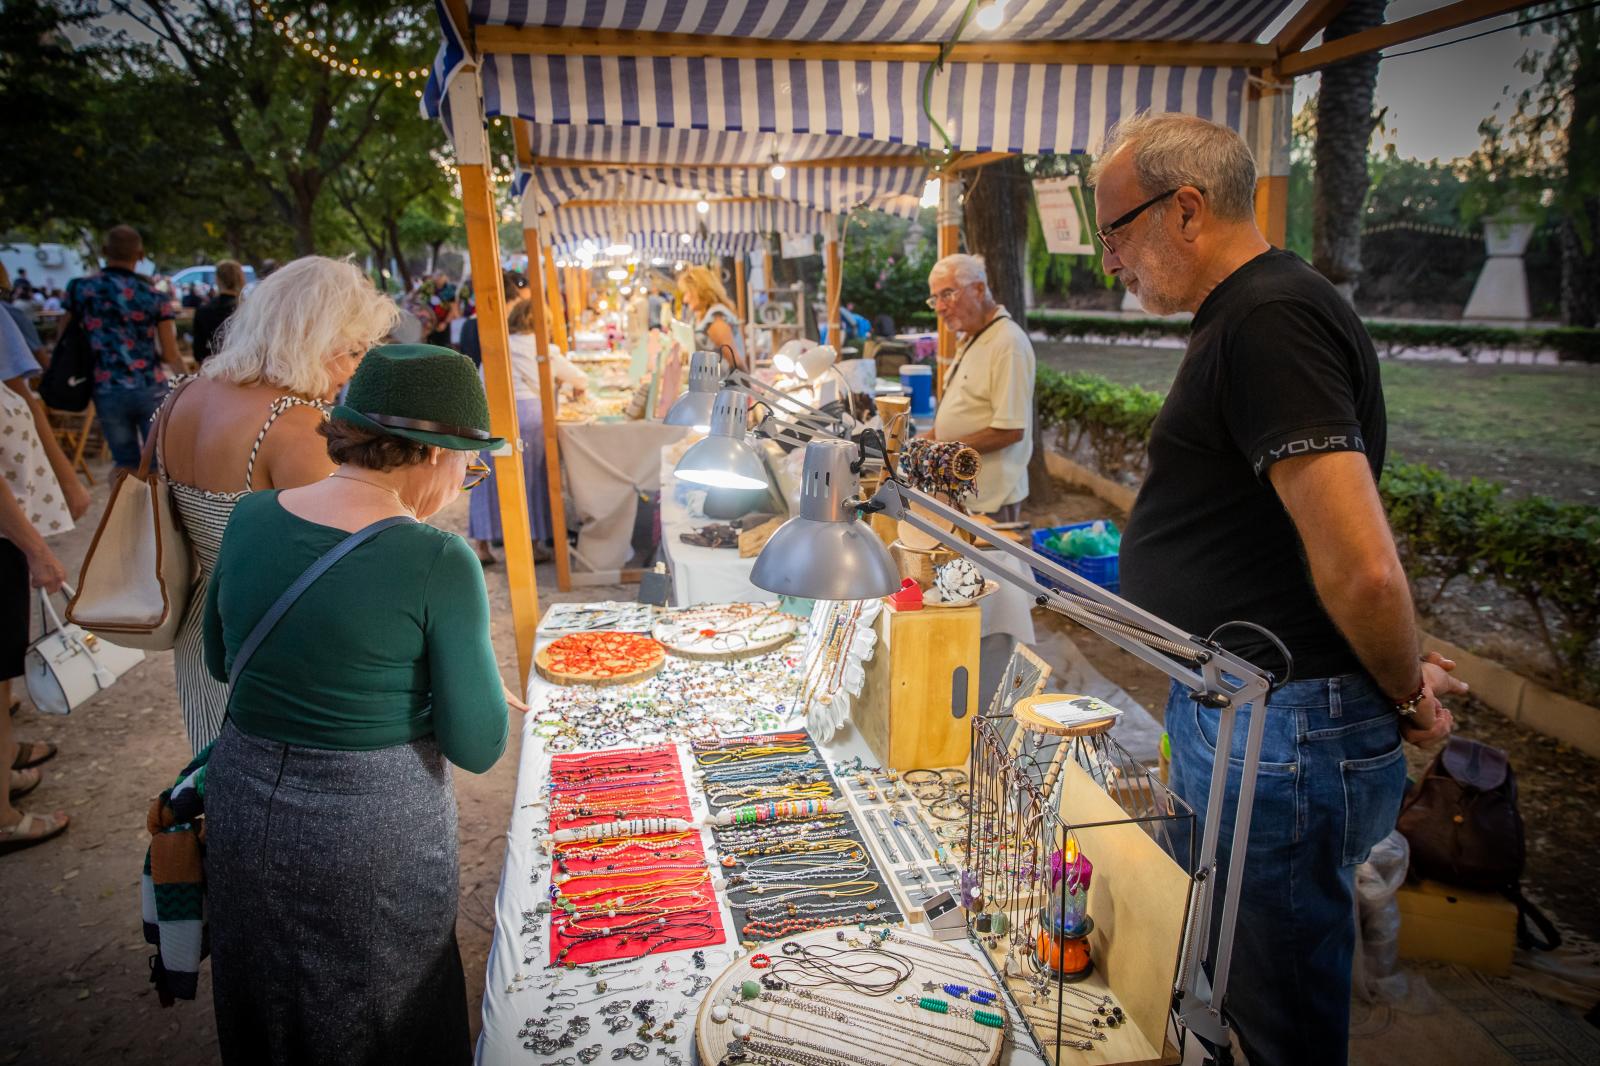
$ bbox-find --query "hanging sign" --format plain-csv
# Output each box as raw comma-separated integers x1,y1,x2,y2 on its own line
1033,177,1095,255
780,233,816,259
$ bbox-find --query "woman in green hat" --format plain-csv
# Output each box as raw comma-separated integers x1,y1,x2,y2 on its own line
201,344,526,1065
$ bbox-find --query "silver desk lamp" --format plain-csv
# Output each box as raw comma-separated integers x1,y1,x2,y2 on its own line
747,439,1282,1056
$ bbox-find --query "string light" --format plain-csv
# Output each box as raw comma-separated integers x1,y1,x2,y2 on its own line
680,232,694,245
696,196,711,215
974,2,1007,31
769,161,787,181
251,0,430,87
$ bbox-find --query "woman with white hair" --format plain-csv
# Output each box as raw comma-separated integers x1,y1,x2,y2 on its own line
158,256,400,751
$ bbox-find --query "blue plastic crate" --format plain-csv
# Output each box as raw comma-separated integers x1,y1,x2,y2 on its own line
1031,521,1120,594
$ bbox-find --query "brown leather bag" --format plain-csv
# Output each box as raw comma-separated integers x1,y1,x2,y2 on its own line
1397,737,1559,949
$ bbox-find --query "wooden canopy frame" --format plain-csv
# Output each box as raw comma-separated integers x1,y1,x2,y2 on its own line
439,0,1541,683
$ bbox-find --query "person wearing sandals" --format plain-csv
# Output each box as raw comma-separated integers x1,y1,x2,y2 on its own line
202,344,527,1065
159,256,400,753
0,311,89,853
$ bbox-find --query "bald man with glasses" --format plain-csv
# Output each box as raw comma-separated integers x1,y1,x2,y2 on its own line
923,253,1036,520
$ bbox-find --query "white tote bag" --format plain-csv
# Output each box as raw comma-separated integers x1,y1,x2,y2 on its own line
25,587,145,715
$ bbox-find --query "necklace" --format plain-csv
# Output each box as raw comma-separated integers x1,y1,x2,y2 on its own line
329,471,414,516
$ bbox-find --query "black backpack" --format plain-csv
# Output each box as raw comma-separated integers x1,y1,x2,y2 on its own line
1396,737,1560,950
39,279,93,411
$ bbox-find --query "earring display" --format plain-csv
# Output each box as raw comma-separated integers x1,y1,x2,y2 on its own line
651,602,798,660
694,926,1005,1066
835,764,963,923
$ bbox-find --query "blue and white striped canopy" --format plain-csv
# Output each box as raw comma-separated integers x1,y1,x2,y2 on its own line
426,1,1292,154
548,193,835,246
522,126,926,219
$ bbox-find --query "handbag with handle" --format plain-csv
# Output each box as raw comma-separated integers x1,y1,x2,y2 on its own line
67,378,196,650
38,279,95,412
25,586,146,715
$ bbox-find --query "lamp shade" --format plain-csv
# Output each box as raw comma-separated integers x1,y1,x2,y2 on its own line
750,440,900,600
674,390,768,491
663,349,727,430
794,344,838,381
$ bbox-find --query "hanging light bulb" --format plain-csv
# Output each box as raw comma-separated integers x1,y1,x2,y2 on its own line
607,267,628,281
605,241,633,256
696,197,711,215
769,162,787,181
974,2,1006,31
680,232,693,245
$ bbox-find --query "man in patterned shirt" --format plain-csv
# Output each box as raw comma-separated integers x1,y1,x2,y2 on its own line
64,225,184,471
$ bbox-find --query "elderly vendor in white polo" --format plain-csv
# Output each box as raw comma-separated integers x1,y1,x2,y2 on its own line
923,253,1037,520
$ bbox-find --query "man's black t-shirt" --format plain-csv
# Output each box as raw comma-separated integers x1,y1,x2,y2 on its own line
1120,248,1386,681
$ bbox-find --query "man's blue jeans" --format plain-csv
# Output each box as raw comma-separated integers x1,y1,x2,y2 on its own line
1165,673,1407,1066
94,382,169,470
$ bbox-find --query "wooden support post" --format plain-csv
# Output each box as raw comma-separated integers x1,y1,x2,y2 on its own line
824,235,842,346
543,239,569,353
1251,79,1293,249
936,175,963,401
735,254,748,325
521,180,575,593
564,266,581,332
446,69,540,685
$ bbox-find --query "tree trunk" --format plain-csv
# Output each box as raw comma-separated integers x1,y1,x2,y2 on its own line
963,156,1056,506
388,218,413,292
1312,0,1387,304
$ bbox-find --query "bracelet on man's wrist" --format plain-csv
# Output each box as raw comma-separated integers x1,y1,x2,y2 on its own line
1392,679,1428,718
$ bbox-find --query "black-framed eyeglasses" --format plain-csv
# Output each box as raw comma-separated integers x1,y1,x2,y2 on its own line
463,458,490,492
1094,186,1201,250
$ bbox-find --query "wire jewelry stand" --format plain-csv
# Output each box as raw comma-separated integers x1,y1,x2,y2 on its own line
860,476,1278,1062
966,705,1196,1064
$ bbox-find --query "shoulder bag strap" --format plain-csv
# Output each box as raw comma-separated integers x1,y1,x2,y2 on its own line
139,376,197,481
226,515,416,696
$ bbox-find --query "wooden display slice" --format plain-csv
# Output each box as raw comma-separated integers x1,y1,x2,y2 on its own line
1013,692,1120,738
651,605,798,661
695,927,1004,1066
534,631,665,687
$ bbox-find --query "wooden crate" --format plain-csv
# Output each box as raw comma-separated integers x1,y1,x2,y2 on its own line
855,599,980,770
1396,879,1518,975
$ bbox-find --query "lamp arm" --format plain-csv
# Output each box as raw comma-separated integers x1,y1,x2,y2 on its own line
724,369,844,436
864,475,1274,1046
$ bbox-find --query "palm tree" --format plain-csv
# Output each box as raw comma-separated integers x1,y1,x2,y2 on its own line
1313,0,1389,304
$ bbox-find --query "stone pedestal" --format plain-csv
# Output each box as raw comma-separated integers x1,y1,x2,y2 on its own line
1463,214,1535,322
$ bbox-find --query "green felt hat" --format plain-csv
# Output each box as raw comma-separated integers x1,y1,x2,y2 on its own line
330,344,504,452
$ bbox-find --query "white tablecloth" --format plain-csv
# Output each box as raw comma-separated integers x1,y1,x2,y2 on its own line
474,645,1050,1066
558,421,688,571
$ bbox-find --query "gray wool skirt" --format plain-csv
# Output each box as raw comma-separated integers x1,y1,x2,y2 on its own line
206,722,471,1066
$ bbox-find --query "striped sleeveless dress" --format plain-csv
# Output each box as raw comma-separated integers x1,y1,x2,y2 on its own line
166,395,327,752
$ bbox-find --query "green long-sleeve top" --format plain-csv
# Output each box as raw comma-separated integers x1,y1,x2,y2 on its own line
203,491,509,773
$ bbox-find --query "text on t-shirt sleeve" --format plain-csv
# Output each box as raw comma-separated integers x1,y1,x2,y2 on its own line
1220,299,1368,480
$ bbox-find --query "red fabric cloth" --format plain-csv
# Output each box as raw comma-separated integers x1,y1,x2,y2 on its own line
546,744,724,966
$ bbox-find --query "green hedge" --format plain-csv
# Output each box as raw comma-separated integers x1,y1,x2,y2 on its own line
1034,366,1162,481
902,309,1600,362
1038,372,1600,697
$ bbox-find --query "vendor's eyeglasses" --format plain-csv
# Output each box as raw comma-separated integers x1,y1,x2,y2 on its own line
1094,186,1201,252
924,284,972,310
463,458,490,491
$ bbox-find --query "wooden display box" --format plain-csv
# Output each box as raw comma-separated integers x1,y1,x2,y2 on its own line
855,599,980,769
1396,879,1518,975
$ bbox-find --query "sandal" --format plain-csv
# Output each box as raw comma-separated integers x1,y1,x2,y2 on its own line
0,810,70,855
9,767,41,800
10,740,56,770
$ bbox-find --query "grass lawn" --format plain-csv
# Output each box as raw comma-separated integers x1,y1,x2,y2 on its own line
1034,341,1600,502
